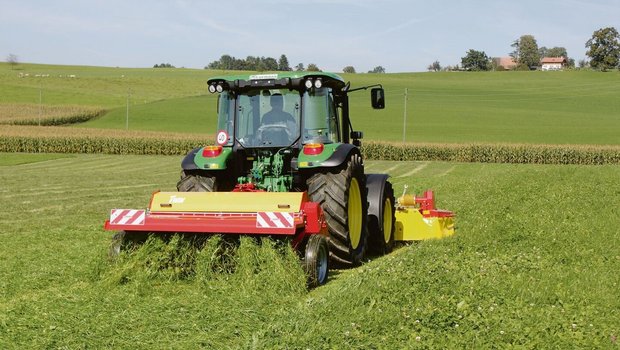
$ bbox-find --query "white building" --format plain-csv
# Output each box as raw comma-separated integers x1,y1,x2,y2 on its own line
541,57,567,71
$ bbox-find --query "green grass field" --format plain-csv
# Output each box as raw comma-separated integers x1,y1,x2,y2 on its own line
2,63,619,145
1,153,618,348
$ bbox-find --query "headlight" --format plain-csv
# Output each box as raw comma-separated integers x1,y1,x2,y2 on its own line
305,79,313,89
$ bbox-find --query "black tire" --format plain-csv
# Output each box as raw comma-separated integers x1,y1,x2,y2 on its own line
177,170,217,192
306,154,369,267
368,181,396,255
304,234,329,288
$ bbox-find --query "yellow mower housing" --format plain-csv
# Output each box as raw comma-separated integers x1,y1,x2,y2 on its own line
394,189,455,241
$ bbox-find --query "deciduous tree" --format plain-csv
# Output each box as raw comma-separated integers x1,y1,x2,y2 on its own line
585,27,620,71
427,60,441,72
546,47,568,58
461,50,490,71
511,35,539,70
306,63,321,72
6,54,18,69
368,66,385,73
342,66,356,73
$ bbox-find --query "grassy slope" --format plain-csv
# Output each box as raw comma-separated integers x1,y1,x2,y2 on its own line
80,95,215,134
0,154,618,348
2,63,620,145
0,62,217,109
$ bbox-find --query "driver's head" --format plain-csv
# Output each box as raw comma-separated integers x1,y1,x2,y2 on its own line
270,94,283,110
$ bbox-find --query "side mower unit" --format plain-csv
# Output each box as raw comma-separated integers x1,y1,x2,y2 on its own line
394,189,455,241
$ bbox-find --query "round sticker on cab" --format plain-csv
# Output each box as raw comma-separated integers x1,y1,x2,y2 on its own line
216,130,229,145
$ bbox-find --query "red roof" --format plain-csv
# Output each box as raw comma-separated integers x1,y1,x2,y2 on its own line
541,57,567,64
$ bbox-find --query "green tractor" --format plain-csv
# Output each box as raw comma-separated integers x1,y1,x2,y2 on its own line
177,72,395,266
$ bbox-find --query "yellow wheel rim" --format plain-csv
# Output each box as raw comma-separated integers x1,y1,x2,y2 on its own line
383,197,393,243
348,177,362,249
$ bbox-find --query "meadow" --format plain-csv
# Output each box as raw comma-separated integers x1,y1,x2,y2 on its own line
2,63,620,145
0,154,618,348
1,62,619,348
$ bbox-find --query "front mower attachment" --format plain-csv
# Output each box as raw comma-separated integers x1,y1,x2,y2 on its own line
104,191,327,247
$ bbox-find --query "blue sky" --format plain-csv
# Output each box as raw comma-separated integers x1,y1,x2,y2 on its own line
1,0,618,72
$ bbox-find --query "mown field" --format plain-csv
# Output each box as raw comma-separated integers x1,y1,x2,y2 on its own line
1,153,618,348
2,62,620,144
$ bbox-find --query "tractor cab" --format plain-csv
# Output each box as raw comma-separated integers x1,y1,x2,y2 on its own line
211,73,345,151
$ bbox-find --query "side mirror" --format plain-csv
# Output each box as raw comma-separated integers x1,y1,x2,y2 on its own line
371,88,385,109
350,131,363,140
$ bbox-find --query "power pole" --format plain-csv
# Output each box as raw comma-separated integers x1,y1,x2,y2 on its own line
39,83,42,126
126,88,131,130
402,88,408,143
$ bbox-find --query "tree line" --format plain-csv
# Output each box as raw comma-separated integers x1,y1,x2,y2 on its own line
428,26,620,72
204,54,386,74
205,54,292,71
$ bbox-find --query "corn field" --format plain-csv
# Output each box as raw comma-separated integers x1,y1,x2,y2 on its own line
1,126,618,164
0,103,106,126
361,141,620,165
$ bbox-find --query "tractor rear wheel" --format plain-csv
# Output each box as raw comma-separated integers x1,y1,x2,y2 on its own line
177,170,217,192
368,181,395,255
304,234,329,288
306,154,369,267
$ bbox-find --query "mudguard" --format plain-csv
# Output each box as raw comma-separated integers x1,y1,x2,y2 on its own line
322,143,360,167
181,147,201,170
298,143,360,169
366,174,390,233
181,146,232,171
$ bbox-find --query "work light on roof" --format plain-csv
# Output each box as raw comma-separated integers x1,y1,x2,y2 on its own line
216,84,224,93
304,79,314,89
314,79,323,89
208,84,217,93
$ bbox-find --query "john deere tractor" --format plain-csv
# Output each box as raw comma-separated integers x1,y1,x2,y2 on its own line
177,72,395,266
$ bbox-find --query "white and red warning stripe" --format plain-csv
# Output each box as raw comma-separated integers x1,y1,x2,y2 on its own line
256,211,294,229
110,209,146,226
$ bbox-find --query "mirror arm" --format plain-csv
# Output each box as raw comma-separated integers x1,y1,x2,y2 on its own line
345,83,383,93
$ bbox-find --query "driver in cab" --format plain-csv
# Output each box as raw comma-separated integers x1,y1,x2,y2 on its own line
262,94,295,125
258,93,296,145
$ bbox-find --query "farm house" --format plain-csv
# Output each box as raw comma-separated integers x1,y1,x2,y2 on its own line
541,57,568,71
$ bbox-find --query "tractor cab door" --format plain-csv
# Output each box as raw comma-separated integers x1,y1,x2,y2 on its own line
302,88,340,145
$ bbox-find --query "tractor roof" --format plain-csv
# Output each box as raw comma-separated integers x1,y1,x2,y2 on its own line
207,72,346,92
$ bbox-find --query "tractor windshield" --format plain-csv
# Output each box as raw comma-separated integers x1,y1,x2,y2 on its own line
235,89,300,148
302,87,338,144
